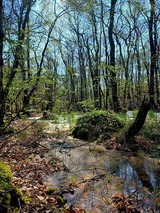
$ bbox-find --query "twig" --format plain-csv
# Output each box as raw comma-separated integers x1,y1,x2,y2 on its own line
0,118,41,149
78,173,107,184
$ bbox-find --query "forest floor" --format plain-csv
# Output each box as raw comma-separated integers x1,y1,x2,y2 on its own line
0,118,159,213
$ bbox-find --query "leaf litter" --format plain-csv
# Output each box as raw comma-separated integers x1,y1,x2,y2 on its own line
0,119,158,212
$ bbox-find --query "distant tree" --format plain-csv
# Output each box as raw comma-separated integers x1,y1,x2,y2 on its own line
58,39,77,111
100,0,110,109
5,0,36,104
0,0,37,124
64,0,103,109
0,0,69,130
20,1,70,113
71,15,88,102
42,53,59,112
116,0,159,143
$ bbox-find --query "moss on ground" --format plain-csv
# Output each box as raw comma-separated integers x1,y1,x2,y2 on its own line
0,161,23,212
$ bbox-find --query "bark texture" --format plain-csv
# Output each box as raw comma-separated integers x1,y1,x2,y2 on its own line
125,100,150,143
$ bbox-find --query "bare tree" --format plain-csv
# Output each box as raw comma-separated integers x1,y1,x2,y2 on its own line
108,0,120,111
148,0,158,107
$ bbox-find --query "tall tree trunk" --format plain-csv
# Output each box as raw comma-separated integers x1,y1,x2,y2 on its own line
0,0,5,128
86,38,101,109
108,0,120,112
22,17,31,112
148,0,156,107
100,0,109,109
77,32,86,102
91,10,101,109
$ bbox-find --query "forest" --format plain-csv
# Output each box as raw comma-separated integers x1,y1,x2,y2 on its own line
0,0,160,212
0,0,160,122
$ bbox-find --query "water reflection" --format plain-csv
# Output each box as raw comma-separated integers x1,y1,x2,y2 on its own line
28,115,160,211
106,156,160,192
47,140,160,212
144,158,159,190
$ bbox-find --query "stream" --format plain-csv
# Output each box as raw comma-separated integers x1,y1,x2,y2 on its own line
32,116,160,212
46,138,160,212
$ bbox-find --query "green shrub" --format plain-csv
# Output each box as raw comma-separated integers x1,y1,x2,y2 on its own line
70,110,124,141
78,99,94,112
140,122,160,141
148,110,156,120
116,112,126,123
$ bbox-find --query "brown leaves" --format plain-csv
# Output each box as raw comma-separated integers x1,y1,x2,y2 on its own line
110,194,140,213
0,120,69,212
62,205,86,213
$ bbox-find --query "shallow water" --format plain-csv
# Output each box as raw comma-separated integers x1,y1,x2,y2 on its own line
30,116,160,212
47,139,160,212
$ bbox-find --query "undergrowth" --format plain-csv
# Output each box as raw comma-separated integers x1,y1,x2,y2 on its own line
70,110,124,141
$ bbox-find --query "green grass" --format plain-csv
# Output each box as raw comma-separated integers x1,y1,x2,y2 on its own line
116,112,126,123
